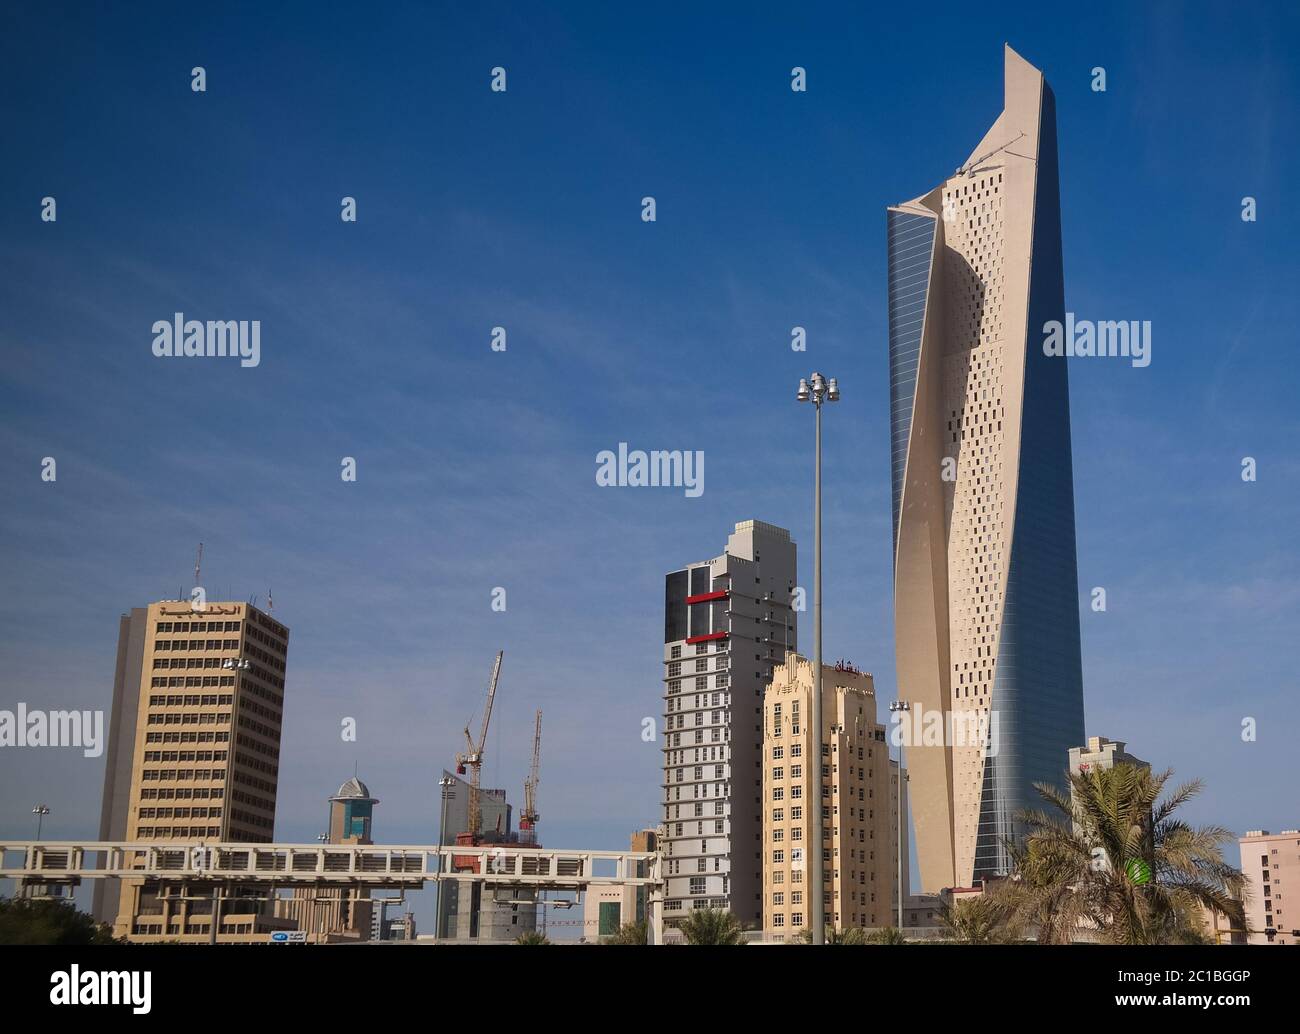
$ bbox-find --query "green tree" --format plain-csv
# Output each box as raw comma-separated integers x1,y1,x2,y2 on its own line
864,925,908,944
992,764,1246,945
604,919,647,945
938,896,1018,944
514,929,551,945
0,897,119,945
677,908,743,945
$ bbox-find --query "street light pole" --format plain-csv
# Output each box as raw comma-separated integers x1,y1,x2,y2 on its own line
32,805,50,841
797,371,838,945
888,699,910,931
436,776,455,940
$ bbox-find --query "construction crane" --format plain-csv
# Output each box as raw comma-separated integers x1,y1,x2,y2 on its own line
455,651,503,840
520,710,542,844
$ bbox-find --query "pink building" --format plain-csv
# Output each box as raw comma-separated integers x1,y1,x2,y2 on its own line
1239,830,1300,945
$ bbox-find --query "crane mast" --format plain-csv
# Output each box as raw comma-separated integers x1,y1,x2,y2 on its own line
454,650,503,840
520,710,542,844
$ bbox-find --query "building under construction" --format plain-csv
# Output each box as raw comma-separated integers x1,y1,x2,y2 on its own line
437,652,547,941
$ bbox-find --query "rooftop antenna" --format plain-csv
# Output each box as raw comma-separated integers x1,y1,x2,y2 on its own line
267,589,274,613
194,543,204,587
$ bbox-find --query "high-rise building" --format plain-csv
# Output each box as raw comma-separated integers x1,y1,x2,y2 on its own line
661,519,797,928
434,768,524,940
1239,830,1300,945
887,45,1085,891
276,776,378,942
761,656,893,939
92,599,290,941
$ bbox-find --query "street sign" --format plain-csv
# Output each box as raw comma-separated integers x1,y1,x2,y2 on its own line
269,931,307,944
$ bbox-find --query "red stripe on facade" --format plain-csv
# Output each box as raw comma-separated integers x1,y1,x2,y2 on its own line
685,631,728,644
685,590,729,605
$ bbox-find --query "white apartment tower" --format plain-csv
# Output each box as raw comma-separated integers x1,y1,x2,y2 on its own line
661,520,797,928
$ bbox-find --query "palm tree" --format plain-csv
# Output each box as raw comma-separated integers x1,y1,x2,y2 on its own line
992,764,1246,945
515,930,551,945
938,896,1018,944
678,908,743,945
864,926,908,944
604,919,647,945
799,925,870,944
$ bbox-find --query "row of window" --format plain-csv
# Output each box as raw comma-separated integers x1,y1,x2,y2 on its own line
156,621,239,633
138,806,222,819
143,750,227,763
140,768,226,781
151,676,236,689
154,639,240,652
135,826,222,839
147,712,231,726
145,732,230,745
149,694,233,707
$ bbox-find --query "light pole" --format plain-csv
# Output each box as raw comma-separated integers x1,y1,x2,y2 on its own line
797,370,839,945
436,775,456,940
888,699,910,931
32,804,50,840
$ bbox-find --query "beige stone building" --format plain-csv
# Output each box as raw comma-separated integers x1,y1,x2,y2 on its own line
92,599,291,941
582,828,659,941
761,656,893,939
1240,829,1300,945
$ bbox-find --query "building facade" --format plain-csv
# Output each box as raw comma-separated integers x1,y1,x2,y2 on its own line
1068,735,1146,777
92,599,290,941
887,45,1086,891
275,776,378,942
661,519,797,928
761,656,893,939
1239,830,1300,945
434,768,525,940
582,828,659,940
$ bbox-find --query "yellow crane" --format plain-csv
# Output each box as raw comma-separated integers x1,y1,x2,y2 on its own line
520,710,542,844
455,651,503,840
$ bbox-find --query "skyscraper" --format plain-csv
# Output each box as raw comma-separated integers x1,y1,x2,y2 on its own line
92,599,290,940
662,519,797,928
887,45,1085,891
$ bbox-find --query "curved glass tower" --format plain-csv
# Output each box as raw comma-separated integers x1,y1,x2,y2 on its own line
886,45,1085,891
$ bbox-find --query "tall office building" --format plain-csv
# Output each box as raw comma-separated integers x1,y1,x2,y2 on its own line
761,656,893,939
92,599,290,940
661,519,797,928
887,46,1085,891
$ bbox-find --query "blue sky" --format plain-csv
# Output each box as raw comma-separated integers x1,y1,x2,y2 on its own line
2,1,1297,933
